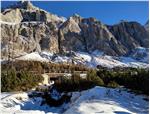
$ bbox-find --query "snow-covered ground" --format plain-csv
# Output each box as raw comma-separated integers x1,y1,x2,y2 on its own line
14,47,149,69
65,87,149,114
1,86,148,114
16,52,49,62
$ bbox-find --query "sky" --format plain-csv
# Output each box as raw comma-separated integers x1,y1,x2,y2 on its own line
1,1,149,25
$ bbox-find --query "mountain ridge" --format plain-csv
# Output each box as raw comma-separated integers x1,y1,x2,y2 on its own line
1,1,149,59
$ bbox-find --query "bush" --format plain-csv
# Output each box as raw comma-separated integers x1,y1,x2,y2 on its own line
95,77,104,86
1,68,44,92
87,70,104,86
1,60,89,74
54,70,104,92
97,68,149,95
107,81,119,88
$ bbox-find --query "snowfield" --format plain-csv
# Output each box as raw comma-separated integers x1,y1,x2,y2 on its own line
14,47,149,69
1,87,148,114
16,52,49,62
64,87,148,114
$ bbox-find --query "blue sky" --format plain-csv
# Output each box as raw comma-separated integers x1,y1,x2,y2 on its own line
1,1,149,25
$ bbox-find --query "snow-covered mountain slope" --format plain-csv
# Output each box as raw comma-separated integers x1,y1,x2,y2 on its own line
15,47,149,68
16,52,49,62
1,86,148,114
128,47,149,63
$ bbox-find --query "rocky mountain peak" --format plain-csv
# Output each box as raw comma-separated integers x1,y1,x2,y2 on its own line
60,15,81,34
68,13,82,24
18,1,38,10
1,1,149,58
72,13,81,18
2,1,38,12
1,1,65,23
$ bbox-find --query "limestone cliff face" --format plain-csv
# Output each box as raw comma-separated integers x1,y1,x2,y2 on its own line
1,22,61,58
59,15,148,56
1,1,64,58
107,21,149,52
1,1,149,58
1,1,65,23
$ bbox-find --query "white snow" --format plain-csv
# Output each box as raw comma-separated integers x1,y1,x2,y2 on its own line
90,55,127,68
91,50,104,57
119,57,149,68
7,47,148,68
0,92,64,114
59,16,67,22
40,51,54,60
75,52,92,62
0,21,19,25
53,56,71,63
1,86,148,114
11,50,149,68
40,51,54,57
16,52,49,62
130,47,149,63
73,51,148,68
64,86,148,114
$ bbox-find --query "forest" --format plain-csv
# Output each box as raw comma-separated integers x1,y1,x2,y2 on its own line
1,60,149,95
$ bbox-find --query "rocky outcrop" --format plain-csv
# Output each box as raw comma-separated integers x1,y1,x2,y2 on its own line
107,21,149,54
59,15,123,55
1,1,149,59
1,21,60,58
1,1,65,23
59,15,148,56
1,1,64,59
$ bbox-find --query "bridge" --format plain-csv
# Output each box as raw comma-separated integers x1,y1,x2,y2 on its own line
44,71,87,78
41,71,87,85
45,73,67,78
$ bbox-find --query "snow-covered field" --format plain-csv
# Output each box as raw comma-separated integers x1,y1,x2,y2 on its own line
1,87,148,114
14,47,149,69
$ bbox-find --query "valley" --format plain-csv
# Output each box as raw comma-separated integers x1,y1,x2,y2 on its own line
1,1,149,114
